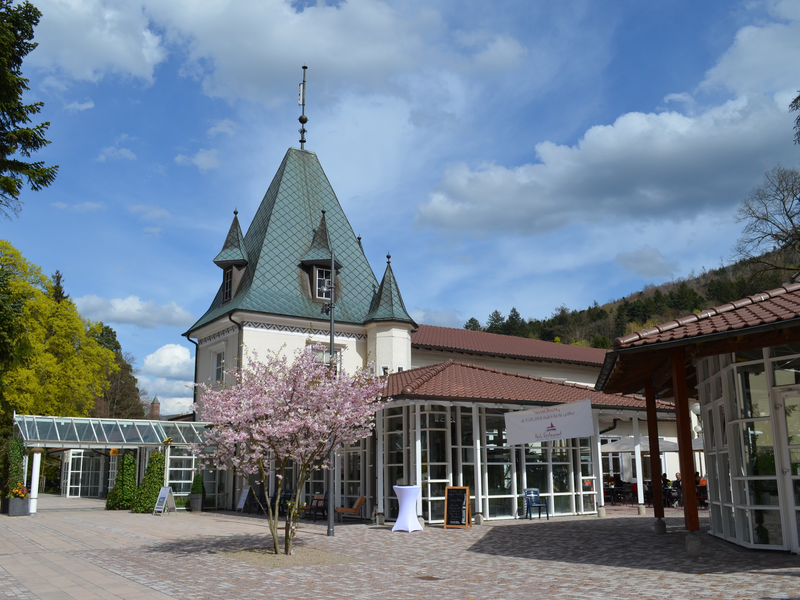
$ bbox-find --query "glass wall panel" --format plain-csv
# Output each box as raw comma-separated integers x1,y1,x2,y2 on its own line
750,509,783,546
552,465,569,493
526,465,547,492
786,396,800,446
737,364,770,418
553,495,572,514
487,464,512,494
772,358,800,387
747,480,780,506
741,421,776,476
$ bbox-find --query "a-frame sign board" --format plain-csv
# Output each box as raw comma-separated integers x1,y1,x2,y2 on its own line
153,486,176,516
443,486,472,529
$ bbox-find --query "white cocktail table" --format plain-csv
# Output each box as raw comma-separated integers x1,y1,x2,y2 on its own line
392,485,423,532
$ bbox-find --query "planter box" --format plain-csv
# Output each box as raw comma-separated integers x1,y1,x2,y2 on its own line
0,498,8,515
8,497,29,517
189,494,203,512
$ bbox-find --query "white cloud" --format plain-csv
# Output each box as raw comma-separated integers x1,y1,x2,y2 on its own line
75,295,195,328
64,99,95,112
29,0,167,83
130,204,171,220
141,344,194,379
142,226,162,236
175,148,220,172
417,95,795,236
96,146,136,162
136,373,193,414
51,201,104,211
700,7,800,96
615,245,678,279
206,119,236,138
409,308,463,328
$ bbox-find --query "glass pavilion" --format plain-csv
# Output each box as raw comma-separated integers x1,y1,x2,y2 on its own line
12,414,226,511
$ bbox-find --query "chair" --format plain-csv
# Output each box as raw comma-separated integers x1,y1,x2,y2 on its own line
278,489,293,516
335,496,366,522
247,490,268,515
302,492,328,522
523,488,549,520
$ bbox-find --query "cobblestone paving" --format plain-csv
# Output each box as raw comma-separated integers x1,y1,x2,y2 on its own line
2,496,800,600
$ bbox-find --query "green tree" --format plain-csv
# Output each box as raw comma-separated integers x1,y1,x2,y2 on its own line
91,326,145,419
106,453,136,510
0,0,58,219
502,307,527,337
0,240,116,422
463,317,482,331
131,451,165,513
485,310,505,334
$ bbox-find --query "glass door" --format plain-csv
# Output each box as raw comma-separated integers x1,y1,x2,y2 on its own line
776,389,800,553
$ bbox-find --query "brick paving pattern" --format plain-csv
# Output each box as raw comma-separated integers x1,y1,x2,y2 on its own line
1,496,799,599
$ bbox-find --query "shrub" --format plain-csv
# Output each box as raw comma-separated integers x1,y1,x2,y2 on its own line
106,453,136,510
4,438,24,498
190,472,204,495
130,451,165,513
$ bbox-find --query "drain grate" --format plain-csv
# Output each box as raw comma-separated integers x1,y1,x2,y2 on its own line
416,576,442,581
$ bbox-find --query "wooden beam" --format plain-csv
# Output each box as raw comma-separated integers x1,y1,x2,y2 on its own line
692,328,800,359
671,350,699,531
645,378,664,520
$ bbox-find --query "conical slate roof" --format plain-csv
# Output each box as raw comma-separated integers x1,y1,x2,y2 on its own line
301,211,338,266
364,256,416,326
213,211,248,266
187,148,380,333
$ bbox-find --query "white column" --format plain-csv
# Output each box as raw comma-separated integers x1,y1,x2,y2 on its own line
376,409,385,515
29,450,42,514
592,410,604,508
414,404,423,516
472,404,482,517
510,440,519,518
334,449,342,510
633,416,644,505
163,445,171,488
22,454,29,489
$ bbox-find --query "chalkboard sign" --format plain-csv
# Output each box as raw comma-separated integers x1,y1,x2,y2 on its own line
444,486,472,529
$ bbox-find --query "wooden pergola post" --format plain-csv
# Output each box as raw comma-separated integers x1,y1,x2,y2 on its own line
644,377,664,520
670,350,699,531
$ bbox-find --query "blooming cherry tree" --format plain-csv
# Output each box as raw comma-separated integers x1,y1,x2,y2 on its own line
194,346,384,555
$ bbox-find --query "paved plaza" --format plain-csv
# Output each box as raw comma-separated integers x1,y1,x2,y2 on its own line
1,495,799,600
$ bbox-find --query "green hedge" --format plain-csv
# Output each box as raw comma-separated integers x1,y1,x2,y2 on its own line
130,451,165,513
4,438,24,497
106,453,136,510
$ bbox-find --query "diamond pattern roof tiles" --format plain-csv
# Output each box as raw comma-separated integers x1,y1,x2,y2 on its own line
364,259,416,325
213,212,248,266
411,324,607,366
384,360,671,410
187,148,380,333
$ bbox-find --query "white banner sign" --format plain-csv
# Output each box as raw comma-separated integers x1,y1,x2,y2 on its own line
505,399,594,445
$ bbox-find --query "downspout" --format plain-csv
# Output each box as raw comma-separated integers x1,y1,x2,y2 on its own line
228,313,243,368
600,418,622,435
182,333,199,422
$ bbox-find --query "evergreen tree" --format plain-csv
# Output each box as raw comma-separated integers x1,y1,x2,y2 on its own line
463,317,482,331
502,307,527,337
0,0,58,218
485,310,505,334
106,453,136,510
131,451,165,513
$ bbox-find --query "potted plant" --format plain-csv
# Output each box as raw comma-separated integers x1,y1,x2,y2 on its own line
8,481,29,517
189,473,204,512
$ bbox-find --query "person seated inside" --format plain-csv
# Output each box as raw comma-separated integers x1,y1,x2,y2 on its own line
661,473,670,488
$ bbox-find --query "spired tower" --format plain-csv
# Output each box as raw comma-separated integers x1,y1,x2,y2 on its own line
183,146,416,397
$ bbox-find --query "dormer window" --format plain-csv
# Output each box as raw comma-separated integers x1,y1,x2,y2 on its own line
222,267,233,303
315,266,331,300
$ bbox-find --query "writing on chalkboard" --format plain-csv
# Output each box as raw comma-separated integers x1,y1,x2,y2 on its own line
443,486,471,529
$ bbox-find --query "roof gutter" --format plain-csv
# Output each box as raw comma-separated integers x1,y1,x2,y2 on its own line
229,312,243,368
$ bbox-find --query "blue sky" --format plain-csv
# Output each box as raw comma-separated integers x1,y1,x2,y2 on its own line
3,0,800,414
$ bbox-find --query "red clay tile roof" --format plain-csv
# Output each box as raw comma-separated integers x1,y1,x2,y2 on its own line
412,324,606,366
384,360,672,411
614,283,800,349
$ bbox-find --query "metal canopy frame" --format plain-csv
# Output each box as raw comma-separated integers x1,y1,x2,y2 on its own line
13,414,209,450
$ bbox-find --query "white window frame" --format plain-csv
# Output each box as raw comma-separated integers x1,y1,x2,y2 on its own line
222,267,233,303
314,266,332,300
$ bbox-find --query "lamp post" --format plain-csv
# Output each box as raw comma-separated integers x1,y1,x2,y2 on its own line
321,246,336,537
